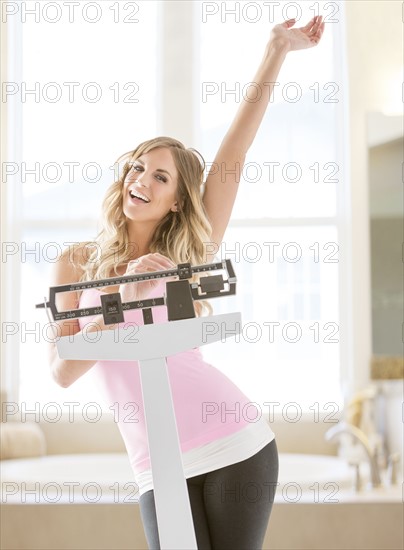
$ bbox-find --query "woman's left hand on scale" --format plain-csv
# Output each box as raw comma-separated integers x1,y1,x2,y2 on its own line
119,253,177,302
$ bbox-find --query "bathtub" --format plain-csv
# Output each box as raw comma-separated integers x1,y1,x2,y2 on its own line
278,452,353,490
1,451,402,503
1,452,403,549
1,452,353,501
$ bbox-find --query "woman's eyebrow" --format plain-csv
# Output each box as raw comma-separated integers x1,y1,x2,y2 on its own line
134,158,172,179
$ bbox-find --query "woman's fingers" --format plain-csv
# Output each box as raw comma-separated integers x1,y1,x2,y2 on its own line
313,16,323,34
311,16,323,35
127,254,175,274
301,16,316,33
302,15,322,34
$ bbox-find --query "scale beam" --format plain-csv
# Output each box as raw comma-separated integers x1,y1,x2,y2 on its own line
36,259,236,325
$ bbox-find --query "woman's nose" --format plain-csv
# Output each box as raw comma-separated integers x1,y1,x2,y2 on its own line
135,175,149,188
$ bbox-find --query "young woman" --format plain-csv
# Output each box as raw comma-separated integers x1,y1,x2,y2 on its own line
49,16,325,550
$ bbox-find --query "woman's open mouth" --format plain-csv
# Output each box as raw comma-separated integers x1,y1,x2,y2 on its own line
129,190,151,204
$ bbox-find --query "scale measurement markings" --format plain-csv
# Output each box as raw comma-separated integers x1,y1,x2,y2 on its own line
53,298,166,322
62,262,226,292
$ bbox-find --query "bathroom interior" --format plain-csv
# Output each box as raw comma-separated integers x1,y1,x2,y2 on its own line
1,1,402,549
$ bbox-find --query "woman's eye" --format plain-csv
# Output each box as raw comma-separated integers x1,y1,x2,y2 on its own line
130,165,167,183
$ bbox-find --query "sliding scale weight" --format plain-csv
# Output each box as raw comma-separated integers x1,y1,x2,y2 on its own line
36,259,242,550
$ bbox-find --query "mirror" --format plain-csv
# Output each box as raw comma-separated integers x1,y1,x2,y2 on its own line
367,112,402,370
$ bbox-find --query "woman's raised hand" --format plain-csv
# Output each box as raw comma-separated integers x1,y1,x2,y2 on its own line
270,15,325,52
119,253,177,303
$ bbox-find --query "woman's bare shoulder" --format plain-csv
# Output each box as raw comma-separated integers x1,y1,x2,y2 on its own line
52,241,93,285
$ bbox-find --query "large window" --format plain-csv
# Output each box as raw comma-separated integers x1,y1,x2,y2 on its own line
7,1,346,414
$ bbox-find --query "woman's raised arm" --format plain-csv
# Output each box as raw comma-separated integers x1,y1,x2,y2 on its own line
202,16,325,255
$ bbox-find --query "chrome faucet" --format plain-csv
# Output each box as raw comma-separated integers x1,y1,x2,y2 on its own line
325,422,382,488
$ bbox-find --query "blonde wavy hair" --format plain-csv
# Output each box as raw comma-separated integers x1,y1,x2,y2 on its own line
74,136,214,316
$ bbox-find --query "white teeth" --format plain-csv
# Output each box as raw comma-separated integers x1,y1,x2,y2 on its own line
129,190,150,203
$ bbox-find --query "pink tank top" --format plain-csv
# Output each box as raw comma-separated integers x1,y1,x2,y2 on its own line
78,279,255,475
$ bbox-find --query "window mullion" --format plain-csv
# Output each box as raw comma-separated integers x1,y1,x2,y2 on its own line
160,1,196,145
2,14,23,404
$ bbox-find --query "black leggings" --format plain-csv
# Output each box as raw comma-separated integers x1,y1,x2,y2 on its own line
139,438,279,550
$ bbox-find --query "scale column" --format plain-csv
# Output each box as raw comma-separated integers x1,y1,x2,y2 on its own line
138,356,198,550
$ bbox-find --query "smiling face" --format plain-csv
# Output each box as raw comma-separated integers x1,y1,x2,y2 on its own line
123,147,181,224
